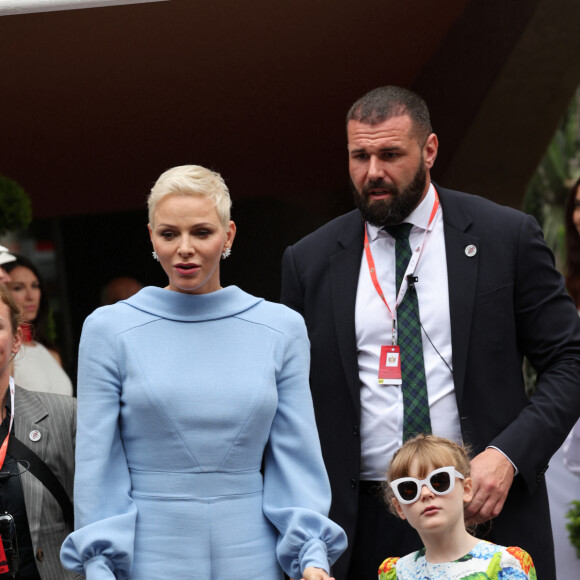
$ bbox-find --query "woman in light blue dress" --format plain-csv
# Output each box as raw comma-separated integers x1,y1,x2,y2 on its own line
60,165,347,580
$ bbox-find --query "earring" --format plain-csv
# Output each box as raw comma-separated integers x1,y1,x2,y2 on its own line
221,248,231,260
152,250,159,261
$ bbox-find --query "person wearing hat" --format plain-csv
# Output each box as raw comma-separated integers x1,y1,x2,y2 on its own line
0,246,16,285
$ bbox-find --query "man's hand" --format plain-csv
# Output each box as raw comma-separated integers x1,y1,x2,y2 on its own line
465,447,514,526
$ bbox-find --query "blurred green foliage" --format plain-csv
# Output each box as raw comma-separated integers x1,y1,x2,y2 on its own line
523,86,580,553
566,500,580,558
0,175,32,236
523,87,580,269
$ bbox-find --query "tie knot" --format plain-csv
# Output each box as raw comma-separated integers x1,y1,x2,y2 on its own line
384,223,413,240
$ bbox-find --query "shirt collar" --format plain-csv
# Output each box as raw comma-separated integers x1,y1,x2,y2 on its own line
366,182,436,242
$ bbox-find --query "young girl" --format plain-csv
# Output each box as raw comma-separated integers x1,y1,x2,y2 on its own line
378,435,536,579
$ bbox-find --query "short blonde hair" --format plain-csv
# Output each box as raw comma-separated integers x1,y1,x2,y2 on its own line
148,165,231,229
383,435,471,515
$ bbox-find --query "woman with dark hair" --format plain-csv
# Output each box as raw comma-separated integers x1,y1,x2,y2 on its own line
4,255,73,396
564,177,580,308
546,176,580,578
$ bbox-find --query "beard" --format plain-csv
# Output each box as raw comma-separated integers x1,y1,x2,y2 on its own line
352,160,428,227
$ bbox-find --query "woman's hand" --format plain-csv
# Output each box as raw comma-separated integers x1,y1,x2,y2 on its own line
300,567,335,580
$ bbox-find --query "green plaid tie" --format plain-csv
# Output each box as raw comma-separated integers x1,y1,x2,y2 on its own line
384,223,432,441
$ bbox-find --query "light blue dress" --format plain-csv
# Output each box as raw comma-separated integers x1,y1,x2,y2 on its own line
60,286,346,579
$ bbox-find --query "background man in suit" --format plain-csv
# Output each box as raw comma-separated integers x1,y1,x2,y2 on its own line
0,283,78,579
12,386,79,580
281,86,580,580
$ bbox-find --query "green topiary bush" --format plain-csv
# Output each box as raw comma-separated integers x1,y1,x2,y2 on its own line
0,174,32,236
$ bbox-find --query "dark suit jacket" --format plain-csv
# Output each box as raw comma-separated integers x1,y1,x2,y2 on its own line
281,185,580,579
14,386,81,580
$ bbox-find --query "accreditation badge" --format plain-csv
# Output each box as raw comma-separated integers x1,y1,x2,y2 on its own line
378,345,402,385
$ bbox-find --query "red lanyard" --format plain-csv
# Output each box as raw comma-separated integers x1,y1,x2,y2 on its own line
0,377,15,471
364,192,440,343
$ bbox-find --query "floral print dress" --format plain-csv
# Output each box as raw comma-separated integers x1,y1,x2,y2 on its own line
378,540,536,579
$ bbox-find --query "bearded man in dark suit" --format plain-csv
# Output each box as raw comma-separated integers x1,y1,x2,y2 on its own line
281,86,580,580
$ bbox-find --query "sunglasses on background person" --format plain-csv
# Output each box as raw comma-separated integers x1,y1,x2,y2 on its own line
390,466,465,504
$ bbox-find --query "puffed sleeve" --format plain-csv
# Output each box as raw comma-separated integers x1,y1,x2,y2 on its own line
262,310,347,579
501,547,537,579
60,309,137,579
378,557,399,580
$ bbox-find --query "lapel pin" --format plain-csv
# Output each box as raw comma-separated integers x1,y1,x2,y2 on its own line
29,430,41,442
465,244,477,257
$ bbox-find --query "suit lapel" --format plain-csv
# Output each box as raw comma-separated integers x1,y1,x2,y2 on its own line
437,187,480,407
14,388,49,547
330,211,365,411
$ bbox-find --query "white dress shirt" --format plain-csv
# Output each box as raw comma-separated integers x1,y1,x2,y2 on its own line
355,183,462,480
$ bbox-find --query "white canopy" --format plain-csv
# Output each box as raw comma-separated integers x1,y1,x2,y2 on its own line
0,0,167,15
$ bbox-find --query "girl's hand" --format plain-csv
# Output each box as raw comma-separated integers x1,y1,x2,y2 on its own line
300,567,335,580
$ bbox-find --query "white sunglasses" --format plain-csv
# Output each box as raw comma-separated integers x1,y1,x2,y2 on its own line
390,466,465,504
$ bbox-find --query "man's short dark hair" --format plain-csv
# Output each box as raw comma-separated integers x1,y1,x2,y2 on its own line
346,86,432,143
